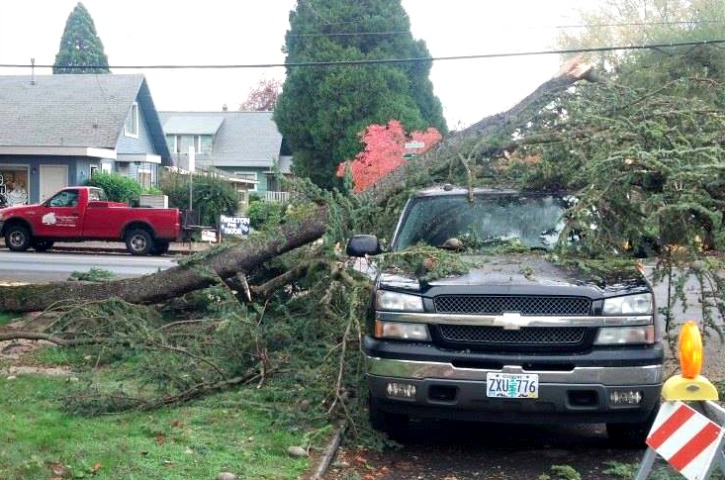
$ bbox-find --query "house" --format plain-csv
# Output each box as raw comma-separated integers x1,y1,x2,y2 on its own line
159,111,292,202
0,74,171,205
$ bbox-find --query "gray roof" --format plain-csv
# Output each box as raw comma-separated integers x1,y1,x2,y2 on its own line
0,74,171,164
163,116,225,135
159,111,284,169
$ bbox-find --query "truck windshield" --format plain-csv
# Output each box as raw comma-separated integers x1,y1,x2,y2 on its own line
392,193,569,253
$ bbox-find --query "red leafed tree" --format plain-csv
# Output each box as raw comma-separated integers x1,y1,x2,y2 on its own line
337,120,442,192
240,78,282,112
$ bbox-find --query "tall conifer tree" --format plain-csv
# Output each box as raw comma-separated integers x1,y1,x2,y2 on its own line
274,0,447,189
53,2,110,74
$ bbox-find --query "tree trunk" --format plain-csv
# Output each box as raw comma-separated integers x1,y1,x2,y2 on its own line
0,207,328,312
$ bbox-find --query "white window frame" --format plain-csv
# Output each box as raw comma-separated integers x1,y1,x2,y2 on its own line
234,171,258,191
125,102,139,138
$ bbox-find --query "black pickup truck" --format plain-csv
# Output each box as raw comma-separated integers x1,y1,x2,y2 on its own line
347,185,663,447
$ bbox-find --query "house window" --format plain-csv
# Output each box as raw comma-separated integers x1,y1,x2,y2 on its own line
234,171,258,191
165,135,176,153
125,102,139,137
138,170,152,189
0,167,29,206
178,135,194,155
168,134,213,156
90,166,99,177
198,135,213,155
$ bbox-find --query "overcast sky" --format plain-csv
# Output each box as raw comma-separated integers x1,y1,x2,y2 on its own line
0,0,594,129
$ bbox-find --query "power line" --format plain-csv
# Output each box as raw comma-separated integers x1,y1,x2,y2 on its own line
3,38,724,70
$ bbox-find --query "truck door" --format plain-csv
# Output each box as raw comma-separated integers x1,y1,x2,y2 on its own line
33,188,84,238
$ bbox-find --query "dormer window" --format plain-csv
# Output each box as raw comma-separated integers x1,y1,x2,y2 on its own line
125,102,139,137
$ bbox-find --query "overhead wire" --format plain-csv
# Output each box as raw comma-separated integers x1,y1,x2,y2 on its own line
2,38,724,70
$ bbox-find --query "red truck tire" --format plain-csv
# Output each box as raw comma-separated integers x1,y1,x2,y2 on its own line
4,224,32,252
125,228,154,256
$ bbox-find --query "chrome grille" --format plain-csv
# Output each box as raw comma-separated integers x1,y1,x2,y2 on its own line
438,325,587,345
433,295,591,316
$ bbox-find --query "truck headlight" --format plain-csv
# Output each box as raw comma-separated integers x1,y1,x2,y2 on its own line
374,320,431,341
376,290,424,312
603,293,653,315
595,325,655,345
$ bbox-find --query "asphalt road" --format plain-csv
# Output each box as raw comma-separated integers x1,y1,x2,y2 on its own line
0,250,178,282
325,420,649,480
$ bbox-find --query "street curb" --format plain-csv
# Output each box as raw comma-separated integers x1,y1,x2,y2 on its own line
307,424,345,480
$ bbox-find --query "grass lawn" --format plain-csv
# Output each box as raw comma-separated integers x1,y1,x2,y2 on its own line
0,373,313,480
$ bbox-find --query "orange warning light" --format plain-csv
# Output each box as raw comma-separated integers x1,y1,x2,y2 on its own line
678,321,703,379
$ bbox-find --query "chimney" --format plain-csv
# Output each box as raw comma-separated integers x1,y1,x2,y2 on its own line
30,58,36,85
222,104,228,112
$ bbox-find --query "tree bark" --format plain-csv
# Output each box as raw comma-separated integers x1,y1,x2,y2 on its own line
0,207,328,312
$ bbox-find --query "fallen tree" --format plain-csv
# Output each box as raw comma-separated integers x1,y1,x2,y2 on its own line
2,60,724,433
0,60,598,314
0,206,328,312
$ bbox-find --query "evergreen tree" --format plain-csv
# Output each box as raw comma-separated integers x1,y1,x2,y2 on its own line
274,0,447,189
53,2,110,74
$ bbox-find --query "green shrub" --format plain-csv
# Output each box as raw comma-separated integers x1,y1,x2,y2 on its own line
85,172,142,204
247,200,286,231
158,171,239,226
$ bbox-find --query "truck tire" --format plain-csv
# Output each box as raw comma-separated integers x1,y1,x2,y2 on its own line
125,229,154,256
5,225,32,252
150,240,170,256
32,240,54,252
369,396,409,438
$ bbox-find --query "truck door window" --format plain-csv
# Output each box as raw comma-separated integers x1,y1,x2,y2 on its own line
48,190,79,207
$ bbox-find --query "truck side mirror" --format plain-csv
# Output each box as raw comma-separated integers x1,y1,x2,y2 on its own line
346,234,382,257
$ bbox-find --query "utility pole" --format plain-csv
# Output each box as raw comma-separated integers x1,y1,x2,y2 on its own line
188,146,195,213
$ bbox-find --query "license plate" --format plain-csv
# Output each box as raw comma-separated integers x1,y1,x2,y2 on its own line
486,372,539,399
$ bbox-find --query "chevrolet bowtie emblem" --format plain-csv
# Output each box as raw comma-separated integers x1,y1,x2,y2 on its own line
493,312,529,330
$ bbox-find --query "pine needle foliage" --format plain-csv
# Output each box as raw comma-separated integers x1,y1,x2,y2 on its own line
53,2,110,74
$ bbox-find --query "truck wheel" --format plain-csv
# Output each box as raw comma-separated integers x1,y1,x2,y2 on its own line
125,229,154,256
32,240,54,252
369,396,409,438
5,225,32,252
607,405,659,448
150,240,170,256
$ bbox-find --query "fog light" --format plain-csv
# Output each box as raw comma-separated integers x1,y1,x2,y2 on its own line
386,382,416,399
610,390,643,406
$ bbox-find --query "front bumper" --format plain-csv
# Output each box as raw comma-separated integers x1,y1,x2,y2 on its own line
365,338,664,424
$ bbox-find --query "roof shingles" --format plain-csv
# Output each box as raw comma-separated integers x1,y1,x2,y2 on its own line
159,111,283,169
0,74,145,149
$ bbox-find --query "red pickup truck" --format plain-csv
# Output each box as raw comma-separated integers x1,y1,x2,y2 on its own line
0,186,183,256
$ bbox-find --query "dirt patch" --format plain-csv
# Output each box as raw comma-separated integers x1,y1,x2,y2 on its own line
0,312,71,377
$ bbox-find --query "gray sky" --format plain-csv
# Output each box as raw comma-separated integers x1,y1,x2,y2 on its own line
0,0,591,128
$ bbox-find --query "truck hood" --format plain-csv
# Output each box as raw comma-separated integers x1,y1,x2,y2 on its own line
378,253,649,299
0,203,40,219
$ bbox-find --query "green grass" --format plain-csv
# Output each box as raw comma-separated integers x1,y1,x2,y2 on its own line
0,375,313,480
0,311,19,328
